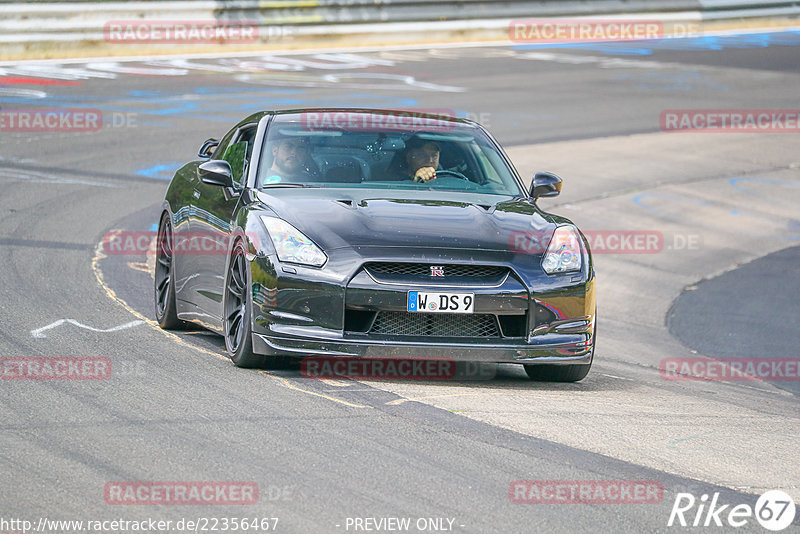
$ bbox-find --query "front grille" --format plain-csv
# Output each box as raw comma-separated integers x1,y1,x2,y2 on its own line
364,263,508,285
369,311,500,337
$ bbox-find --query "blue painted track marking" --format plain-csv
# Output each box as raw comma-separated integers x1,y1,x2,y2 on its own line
632,193,710,217
136,163,183,180
730,176,800,199
511,30,800,56
0,87,421,124
632,179,800,241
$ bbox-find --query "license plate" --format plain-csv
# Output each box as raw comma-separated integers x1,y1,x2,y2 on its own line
407,291,474,313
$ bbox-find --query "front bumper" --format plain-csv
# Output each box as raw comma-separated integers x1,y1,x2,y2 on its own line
248,246,596,365
252,331,593,364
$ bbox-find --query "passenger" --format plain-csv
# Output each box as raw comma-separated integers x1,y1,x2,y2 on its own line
263,136,318,184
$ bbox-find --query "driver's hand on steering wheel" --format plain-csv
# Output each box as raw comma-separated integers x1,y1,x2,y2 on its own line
413,166,437,182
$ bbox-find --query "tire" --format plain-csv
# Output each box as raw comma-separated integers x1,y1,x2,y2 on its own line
525,315,596,382
224,240,266,368
154,213,184,329
524,362,591,382
224,240,296,369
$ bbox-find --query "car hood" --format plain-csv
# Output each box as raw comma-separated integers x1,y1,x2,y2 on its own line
255,189,557,252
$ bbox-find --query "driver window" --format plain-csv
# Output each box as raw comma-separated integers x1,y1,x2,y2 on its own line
222,126,257,187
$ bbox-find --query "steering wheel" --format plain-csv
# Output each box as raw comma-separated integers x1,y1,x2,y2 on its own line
433,169,470,181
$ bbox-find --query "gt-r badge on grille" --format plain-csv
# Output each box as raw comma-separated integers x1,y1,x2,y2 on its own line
430,266,445,277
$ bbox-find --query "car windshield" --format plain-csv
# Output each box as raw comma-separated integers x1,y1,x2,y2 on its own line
257,112,524,196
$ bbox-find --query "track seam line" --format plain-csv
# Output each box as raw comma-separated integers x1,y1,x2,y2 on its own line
92,239,372,407
91,240,230,362
258,371,369,409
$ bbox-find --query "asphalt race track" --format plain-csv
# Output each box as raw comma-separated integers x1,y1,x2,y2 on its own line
1,29,799,533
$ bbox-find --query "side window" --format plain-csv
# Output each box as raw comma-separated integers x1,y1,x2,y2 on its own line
473,143,502,185
221,126,257,187
211,127,237,160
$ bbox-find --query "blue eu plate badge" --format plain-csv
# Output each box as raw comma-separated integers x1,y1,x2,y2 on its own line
407,291,418,311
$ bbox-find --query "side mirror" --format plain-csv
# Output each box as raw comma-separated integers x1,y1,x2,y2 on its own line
529,171,562,199
198,160,234,188
198,138,219,159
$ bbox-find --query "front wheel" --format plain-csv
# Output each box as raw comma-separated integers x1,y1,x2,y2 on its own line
223,240,293,369
525,316,595,382
224,241,264,368
524,363,591,382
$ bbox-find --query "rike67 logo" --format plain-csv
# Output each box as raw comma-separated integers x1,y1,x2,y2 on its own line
668,490,795,531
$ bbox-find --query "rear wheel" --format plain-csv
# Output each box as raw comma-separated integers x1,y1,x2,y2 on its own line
154,213,183,329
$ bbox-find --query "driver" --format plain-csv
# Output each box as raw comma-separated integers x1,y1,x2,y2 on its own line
387,136,441,182
405,137,440,183
263,136,318,184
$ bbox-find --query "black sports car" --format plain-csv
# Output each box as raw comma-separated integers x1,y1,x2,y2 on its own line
155,109,596,381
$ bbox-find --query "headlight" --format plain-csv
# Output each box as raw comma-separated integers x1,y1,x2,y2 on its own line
542,226,582,274
260,216,327,267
